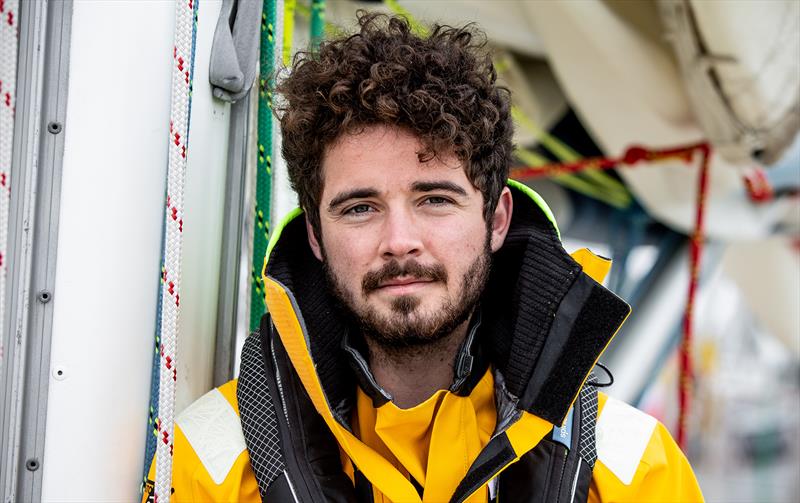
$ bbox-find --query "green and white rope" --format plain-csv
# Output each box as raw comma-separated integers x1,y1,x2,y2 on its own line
0,0,19,373
154,0,199,500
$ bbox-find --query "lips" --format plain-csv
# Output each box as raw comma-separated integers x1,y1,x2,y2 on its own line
375,277,437,295
379,277,434,288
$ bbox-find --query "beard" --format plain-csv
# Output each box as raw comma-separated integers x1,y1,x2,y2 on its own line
323,233,492,351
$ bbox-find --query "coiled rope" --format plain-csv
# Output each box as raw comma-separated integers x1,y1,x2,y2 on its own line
0,0,19,373
153,0,199,501
512,143,712,448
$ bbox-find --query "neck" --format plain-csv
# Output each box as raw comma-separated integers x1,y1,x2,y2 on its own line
364,318,471,409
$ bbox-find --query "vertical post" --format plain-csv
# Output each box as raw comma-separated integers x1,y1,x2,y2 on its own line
213,92,253,386
0,0,72,500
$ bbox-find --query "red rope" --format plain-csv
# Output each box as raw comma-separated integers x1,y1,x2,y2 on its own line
742,167,774,203
509,143,707,180
511,143,712,449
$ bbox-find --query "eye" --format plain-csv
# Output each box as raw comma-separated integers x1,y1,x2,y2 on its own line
423,196,452,206
344,203,374,215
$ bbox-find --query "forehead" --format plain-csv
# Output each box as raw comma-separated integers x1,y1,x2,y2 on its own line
320,125,472,196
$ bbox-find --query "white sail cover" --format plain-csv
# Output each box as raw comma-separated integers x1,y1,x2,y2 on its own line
524,0,796,239
659,0,800,166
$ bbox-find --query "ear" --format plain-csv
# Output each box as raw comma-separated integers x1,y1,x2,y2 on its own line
306,216,324,261
490,187,513,253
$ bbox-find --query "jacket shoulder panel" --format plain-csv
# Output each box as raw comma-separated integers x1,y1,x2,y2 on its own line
176,387,247,484
595,395,657,485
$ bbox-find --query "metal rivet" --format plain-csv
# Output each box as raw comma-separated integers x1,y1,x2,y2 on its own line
25,458,39,471
37,290,52,303
47,122,62,134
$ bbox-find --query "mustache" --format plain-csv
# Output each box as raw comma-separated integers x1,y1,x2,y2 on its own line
362,260,448,294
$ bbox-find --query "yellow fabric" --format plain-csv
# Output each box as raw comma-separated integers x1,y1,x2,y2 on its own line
354,368,496,502
144,247,699,502
589,393,705,503
571,247,612,284
142,380,259,503
144,365,703,503
264,276,422,501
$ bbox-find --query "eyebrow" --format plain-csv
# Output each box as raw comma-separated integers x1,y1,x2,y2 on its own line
328,188,380,211
411,180,468,196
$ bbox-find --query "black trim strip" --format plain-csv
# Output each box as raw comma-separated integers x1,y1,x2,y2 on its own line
450,433,516,503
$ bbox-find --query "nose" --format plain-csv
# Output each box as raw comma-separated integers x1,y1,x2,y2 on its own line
378,208,423,259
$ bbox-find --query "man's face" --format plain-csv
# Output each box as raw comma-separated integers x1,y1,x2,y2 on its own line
307,125,512,348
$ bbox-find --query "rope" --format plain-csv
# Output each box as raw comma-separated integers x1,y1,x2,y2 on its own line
249,0,278,333
153,0,199,500
678,143,710,448
0,0,19,374
742,167,774,202
512,143,712,449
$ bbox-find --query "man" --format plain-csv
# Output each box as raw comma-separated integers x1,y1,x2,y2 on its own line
144,13,703,502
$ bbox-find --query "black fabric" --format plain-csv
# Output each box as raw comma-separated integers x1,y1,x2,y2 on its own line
264,324,359,503
482,191,580,398
450,311,491,397
500,439,567,502
238,315,357,502
449,434,516,503
341,330,392,407
497,379,598,503
571,455,594,503
263,472,296,502
523,275,629,424
266,221,356,426
353,469,375,503
240,317,602,503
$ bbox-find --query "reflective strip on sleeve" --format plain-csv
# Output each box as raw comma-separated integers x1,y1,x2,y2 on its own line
595,397,657,485
176,388,247,484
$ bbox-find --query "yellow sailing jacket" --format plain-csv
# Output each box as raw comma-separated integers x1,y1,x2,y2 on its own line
143,379,702,502
143,182,703,502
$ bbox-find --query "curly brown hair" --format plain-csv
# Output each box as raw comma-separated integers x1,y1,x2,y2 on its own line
276,12,513,237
